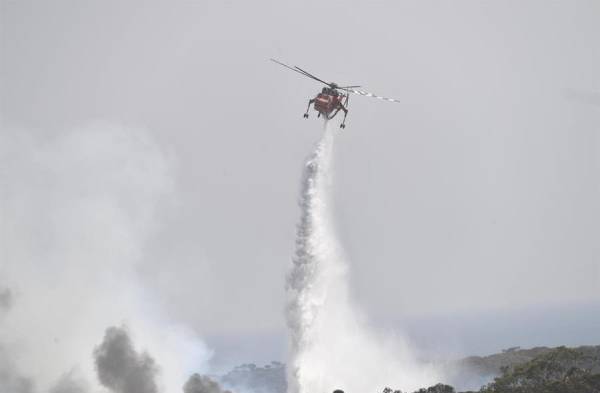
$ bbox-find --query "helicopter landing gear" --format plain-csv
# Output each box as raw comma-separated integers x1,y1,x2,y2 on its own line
303,98,315,119
339,104,348,130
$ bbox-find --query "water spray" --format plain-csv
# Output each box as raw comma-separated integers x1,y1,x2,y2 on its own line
286,121,439,393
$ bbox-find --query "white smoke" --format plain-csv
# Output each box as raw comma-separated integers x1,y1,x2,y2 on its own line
0,122,210,392
286,121,440,393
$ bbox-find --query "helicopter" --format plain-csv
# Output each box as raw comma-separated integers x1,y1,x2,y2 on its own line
270,58,400,129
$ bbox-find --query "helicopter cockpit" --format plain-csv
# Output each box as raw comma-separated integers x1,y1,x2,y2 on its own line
321,87,339,96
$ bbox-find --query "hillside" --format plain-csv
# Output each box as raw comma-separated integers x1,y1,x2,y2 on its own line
218,346,600,393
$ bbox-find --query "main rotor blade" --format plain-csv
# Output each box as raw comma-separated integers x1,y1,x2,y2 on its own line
270,58,332,88
271,59,368,93
292,65,331,86
347,88,400,103
270,58,317,80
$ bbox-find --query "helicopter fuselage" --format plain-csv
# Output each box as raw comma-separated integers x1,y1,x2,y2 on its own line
313,91,348,119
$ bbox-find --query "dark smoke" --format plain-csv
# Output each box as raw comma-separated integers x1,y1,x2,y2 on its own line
183,374,232,393
94,326,159,393
0,288,13,312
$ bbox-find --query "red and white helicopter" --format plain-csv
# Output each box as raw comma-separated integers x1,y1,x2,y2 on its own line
271,58,400,129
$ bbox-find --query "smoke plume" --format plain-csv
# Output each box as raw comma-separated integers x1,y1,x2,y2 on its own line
286,122,440,393
183,374,231,393
94,326,159,393
0,344,34,393
0,122,210,392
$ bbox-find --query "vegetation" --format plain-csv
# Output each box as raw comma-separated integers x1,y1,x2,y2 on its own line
480,346,600,393
411,383,456,393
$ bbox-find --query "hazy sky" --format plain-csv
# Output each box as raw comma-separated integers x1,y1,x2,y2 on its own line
2,0,600,368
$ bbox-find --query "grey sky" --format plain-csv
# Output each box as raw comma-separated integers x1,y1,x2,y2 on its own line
1,0,599,369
